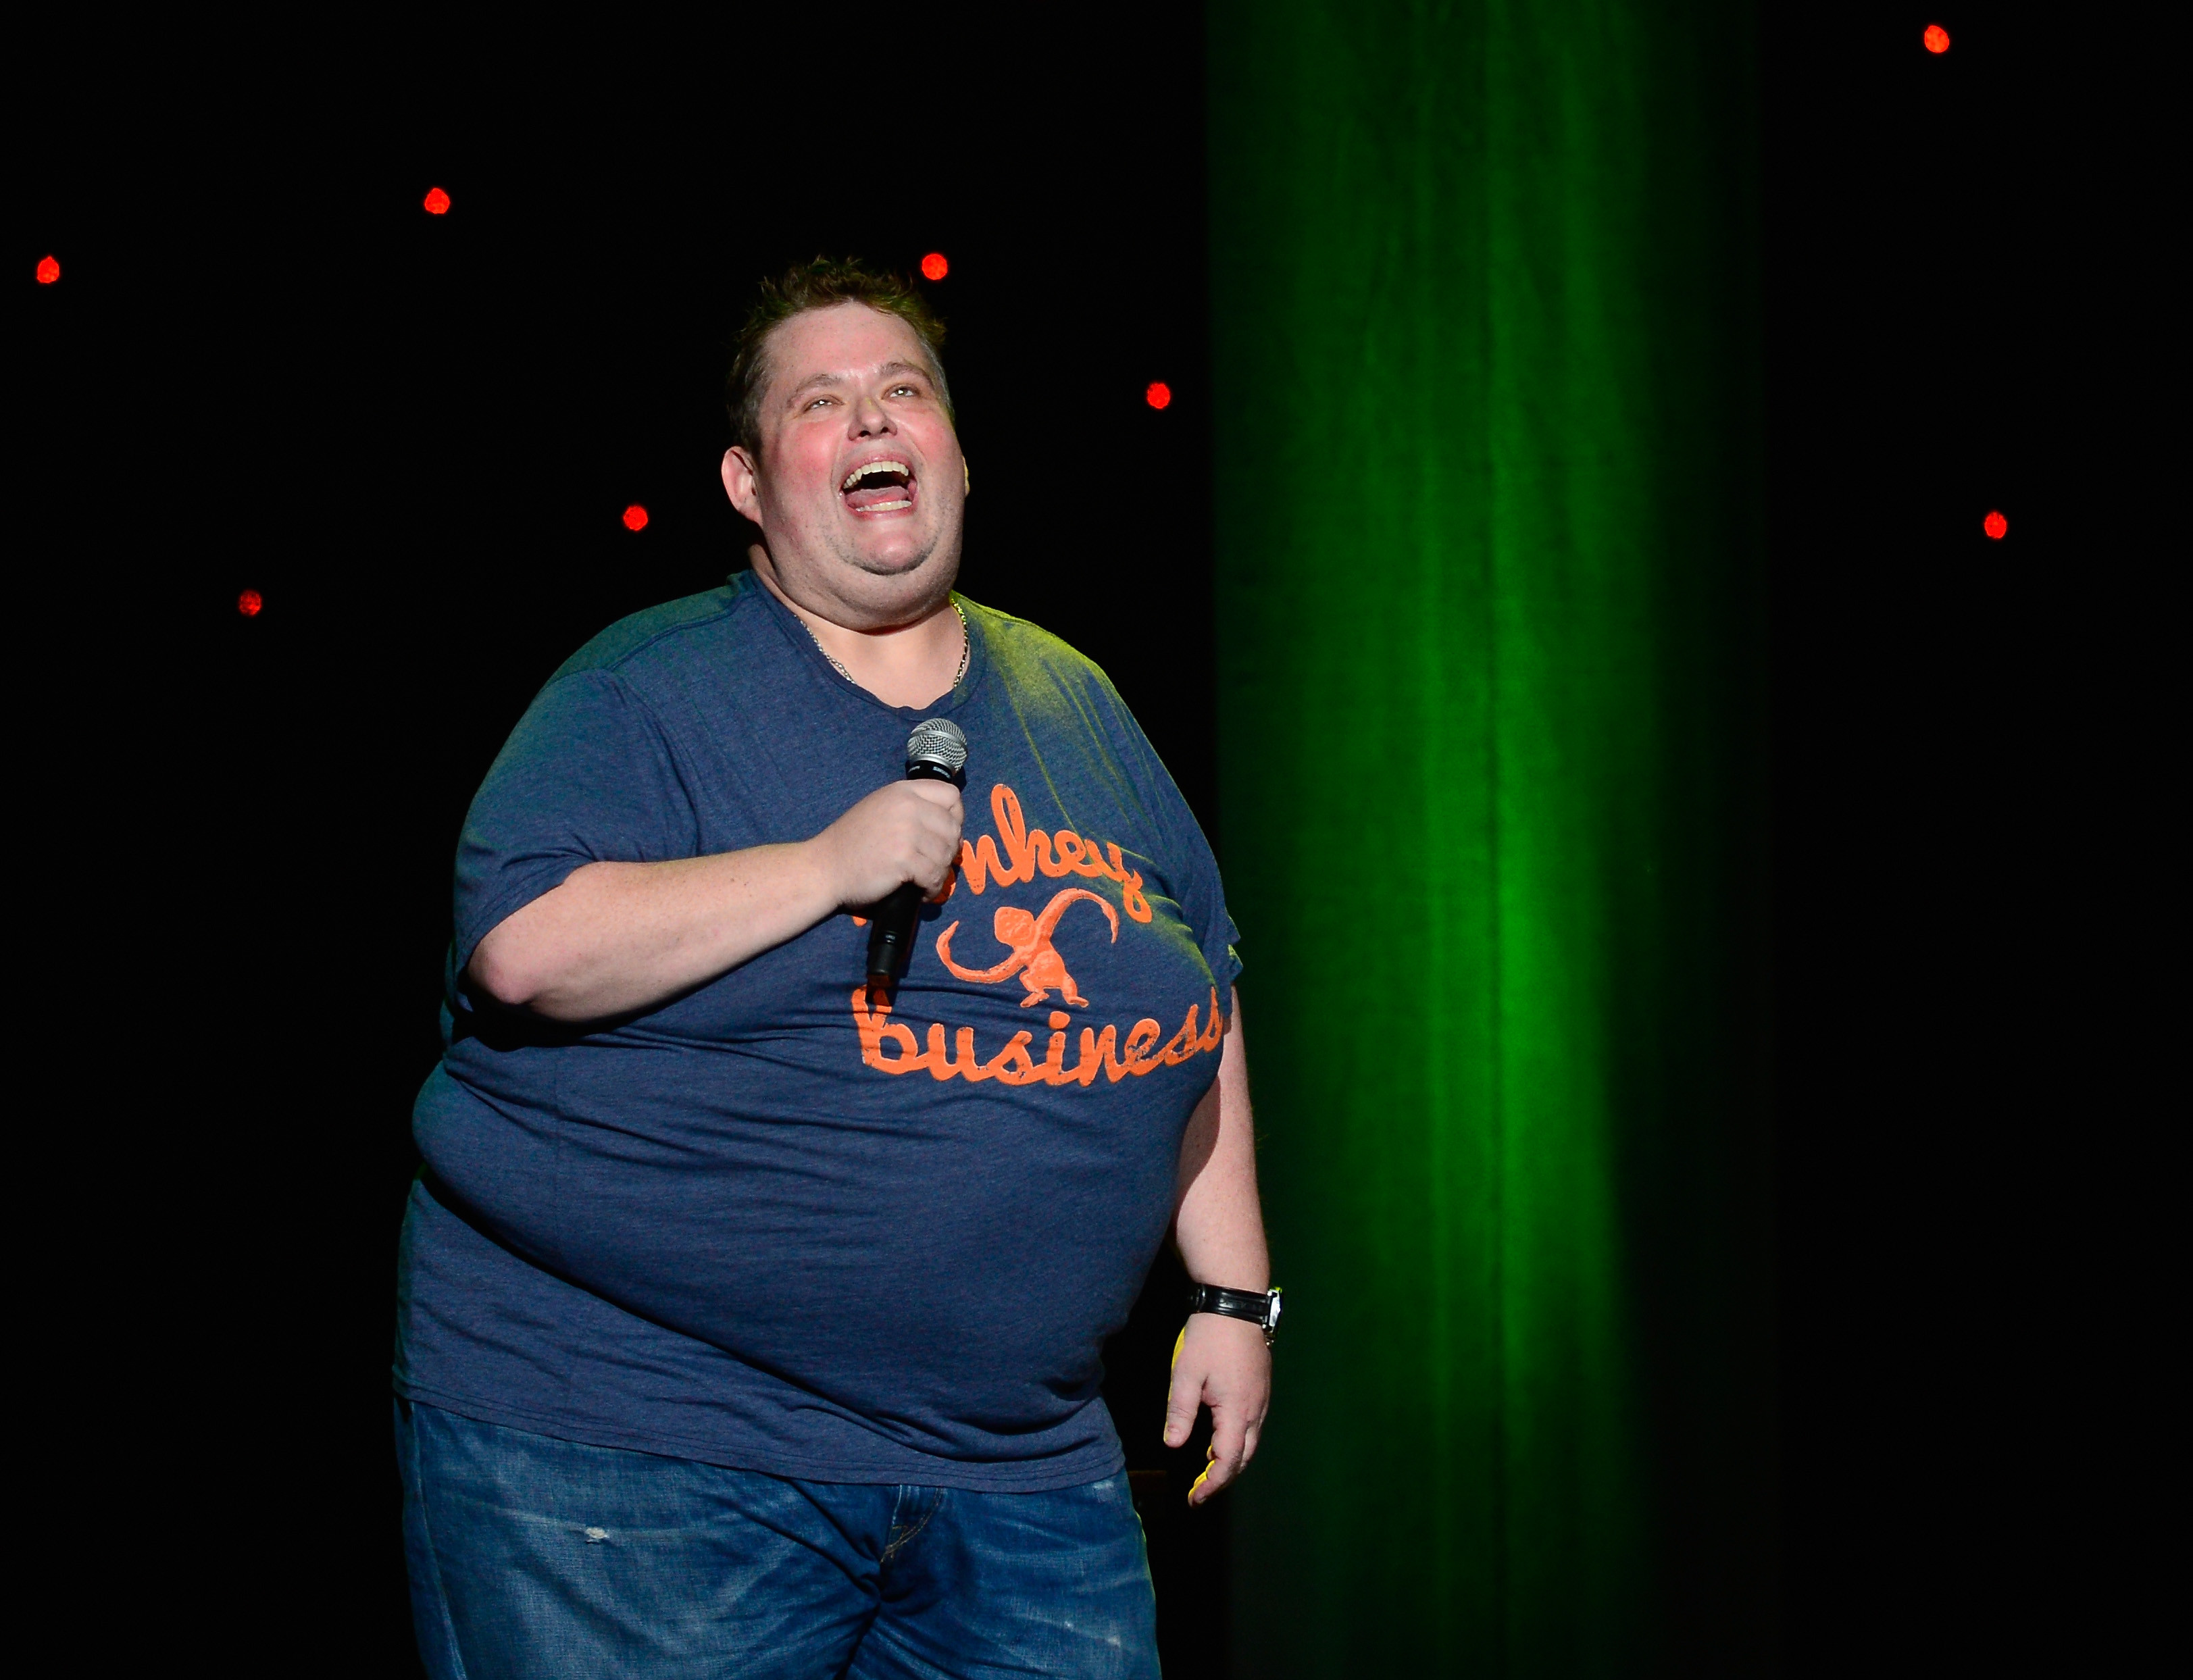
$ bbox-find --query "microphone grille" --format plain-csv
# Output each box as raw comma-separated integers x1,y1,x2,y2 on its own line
905,717,968,773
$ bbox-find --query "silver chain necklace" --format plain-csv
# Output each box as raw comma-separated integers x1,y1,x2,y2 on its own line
799,597,969,692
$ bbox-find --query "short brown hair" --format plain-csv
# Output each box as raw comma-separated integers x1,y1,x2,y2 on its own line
726,257,952,455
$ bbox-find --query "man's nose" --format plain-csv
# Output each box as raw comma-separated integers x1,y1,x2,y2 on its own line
849,391,894,436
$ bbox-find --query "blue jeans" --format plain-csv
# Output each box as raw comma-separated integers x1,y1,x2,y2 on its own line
396,1400,1161,1679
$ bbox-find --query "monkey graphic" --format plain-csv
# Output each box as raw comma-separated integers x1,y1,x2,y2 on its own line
935,888,1121,1008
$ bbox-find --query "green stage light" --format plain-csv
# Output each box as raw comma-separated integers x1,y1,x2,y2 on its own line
1210,3,1773,1670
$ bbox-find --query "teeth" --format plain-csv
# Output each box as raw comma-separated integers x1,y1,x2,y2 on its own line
840,459,913,492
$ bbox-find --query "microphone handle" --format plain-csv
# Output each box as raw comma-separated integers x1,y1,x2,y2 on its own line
865,880,928,994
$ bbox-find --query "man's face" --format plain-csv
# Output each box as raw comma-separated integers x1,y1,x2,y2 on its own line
722,301,967,628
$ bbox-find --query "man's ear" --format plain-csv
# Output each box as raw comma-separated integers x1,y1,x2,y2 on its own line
722,446,763,524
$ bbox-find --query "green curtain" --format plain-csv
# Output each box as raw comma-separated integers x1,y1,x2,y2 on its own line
1208,1,1773,1672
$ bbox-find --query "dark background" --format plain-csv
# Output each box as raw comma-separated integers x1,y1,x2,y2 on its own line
1763,10,2158,1677
13,7,2154,1673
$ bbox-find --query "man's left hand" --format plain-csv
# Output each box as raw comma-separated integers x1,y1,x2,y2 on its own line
1163,1313,1271,1505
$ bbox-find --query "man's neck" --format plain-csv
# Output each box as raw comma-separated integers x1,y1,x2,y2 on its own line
750,546,963,709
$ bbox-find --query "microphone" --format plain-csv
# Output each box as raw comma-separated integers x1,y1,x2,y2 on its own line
867,717,969,1003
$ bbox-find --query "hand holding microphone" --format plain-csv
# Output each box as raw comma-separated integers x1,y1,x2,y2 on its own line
810,719,969,1002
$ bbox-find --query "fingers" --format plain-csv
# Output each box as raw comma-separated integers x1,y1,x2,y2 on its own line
1189,1399,1252,1506
897,783,965,890
905,788,964,892
1188,1401,1267,1504
903,778,963,817
819,781,965,905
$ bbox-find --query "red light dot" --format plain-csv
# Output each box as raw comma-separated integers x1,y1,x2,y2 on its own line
423,186,451,215
920,251,949,281
1145,382,1173,411
622,504,649,532
36,254,60,284
1982,510,2007,540
1923,24,1950,53
237,589,263,617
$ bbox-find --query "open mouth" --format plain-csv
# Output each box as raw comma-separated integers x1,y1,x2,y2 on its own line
840,458,917,515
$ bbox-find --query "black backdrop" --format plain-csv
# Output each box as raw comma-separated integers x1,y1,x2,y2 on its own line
14,7,2159,1675
1763,9,2159,1675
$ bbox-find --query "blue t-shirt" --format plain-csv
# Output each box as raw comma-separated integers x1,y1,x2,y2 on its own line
394,572,1240,1491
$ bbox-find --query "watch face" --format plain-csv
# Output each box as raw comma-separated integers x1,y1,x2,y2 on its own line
1266,1292,1283,1331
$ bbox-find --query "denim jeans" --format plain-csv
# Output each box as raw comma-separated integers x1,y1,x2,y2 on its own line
395,1400,1161,1679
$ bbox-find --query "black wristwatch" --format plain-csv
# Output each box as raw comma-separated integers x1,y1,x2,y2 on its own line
1184,1283,1284,1346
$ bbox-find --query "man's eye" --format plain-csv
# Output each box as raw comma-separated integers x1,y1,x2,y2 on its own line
890,385,919,397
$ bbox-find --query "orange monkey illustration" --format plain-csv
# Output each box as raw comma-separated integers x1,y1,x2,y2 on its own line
935,888,1121,1008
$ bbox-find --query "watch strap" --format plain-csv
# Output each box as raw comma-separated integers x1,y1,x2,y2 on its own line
1184,1283,1283,1342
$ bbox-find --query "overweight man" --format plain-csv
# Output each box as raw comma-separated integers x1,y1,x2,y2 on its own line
392,257,1276,1679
